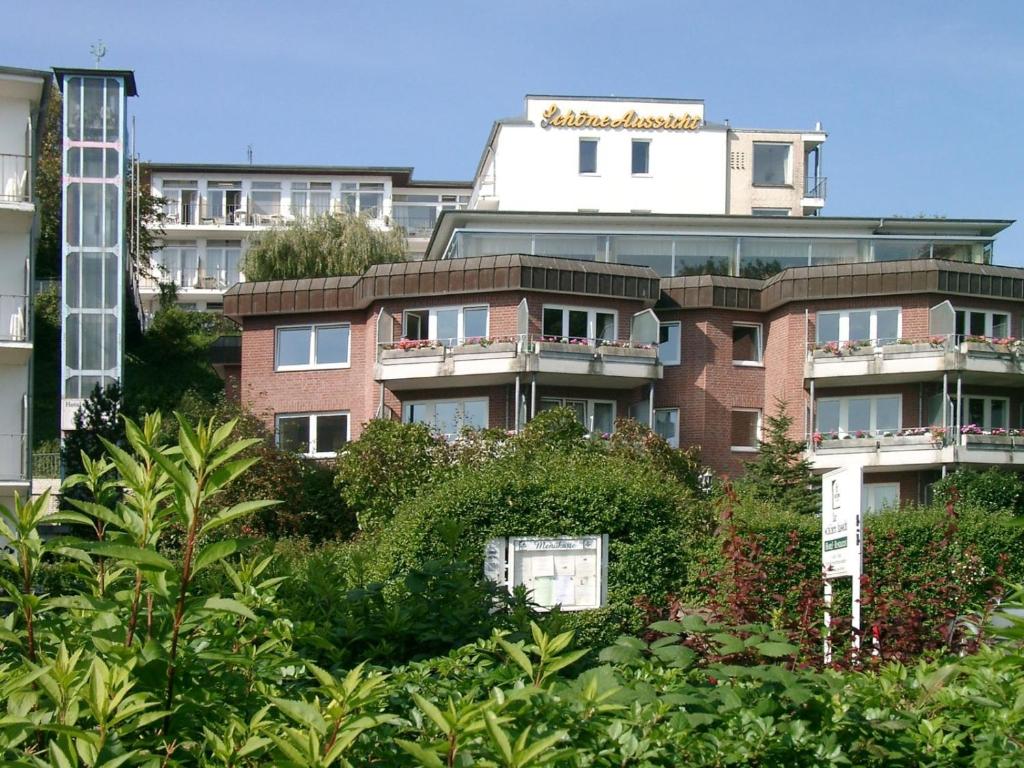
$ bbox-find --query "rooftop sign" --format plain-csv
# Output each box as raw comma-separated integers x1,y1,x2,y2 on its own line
541,103,701,131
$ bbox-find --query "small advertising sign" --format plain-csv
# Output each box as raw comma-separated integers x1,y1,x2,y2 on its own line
821,467,863,580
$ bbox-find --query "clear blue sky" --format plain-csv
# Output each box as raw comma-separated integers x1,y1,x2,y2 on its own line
7,1,1023,263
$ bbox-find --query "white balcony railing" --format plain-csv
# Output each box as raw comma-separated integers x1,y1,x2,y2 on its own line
1,153,31,203
0,432,27,482
0,294,28,342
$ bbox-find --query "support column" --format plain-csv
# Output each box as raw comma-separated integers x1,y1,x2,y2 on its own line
514,375,521,432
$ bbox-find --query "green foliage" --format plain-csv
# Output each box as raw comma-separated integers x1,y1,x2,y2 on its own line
31,285,61,448
34,83,62,279
242,212,407,281
60,382,129,490
736,399,820,515
933,467,1024,515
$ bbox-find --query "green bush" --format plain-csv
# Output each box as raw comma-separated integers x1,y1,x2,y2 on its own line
933,467,1024,515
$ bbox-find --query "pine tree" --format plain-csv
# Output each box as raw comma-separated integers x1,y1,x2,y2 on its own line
737,398,821,515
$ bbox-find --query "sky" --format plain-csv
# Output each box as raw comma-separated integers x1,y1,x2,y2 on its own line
6,0,1023,262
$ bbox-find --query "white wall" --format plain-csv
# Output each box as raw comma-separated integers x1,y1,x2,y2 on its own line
484,97,727,214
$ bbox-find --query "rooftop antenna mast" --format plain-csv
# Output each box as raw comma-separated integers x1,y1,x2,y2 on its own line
247,144,254,165
90,40,107,68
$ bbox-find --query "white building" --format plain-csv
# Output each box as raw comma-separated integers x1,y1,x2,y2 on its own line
0,66,50,514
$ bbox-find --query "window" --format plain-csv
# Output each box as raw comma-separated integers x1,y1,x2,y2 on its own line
816,308,900,345
203,241,242,289
752,142,791,186
752,208,790,217
340,182,385,218
862,483,900,515
631,140,650,174
275,323,350,370
579,138,598,174
404,398,488,439
291,181,331,218
955,309,1010,339
151,244,198,288
539,398,615,435
962,396,1009,431
659,322,681,365
542,306,616,344
732,324,763,364
402,305,489,346
731,409,761,451
250,181,282,219
816,395,901,437
161,180,199,225
277,413,349,457
654,408,679,448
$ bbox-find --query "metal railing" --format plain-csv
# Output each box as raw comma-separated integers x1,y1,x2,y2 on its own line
378,334,659,357
32,452,61,479
803,176,827,200
0,432,27,481
0,294,28,342
807,334,1024,358
0,153,31,203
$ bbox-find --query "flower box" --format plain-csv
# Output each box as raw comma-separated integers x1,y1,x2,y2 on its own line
961,434,1017,449
815,434,938,452
597,344,658,360
451,341,518,356
811,346,874,359
380,346,444,361
881,342,943,357
534,341,596,356
962,341,1017,356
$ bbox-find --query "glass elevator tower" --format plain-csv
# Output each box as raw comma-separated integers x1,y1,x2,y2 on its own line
53,68,137,430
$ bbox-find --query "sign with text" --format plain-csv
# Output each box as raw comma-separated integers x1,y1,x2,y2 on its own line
821,467,863,579
540,104,701,131
488,535,608,612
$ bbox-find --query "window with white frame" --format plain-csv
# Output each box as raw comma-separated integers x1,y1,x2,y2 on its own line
659,322,681,365
250,181,282,218
276,412,349,457
654,408,679,448
203,240,242,289
275,323,350,370
404,398,488,439
402,305,488,346
631,140,650,175
542,306,616,344
862,483,900,515
961,396,1009,431
579,138,598,174
816,308,901,345
205,180,242,223
752,142,791,186
816,395,901,437
955,309,1010,339
152,244,198,288
538,398,616,435
732,323,763,364
291,181,331,218
339,182,385,219
160,180,199,224
731,409,761,451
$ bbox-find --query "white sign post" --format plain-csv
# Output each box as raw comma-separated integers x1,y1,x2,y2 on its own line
821,467,863,664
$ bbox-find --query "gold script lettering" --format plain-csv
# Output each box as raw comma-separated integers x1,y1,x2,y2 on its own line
541,103,701,131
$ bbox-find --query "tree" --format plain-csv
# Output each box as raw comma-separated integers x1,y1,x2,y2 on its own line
34,82,62,280
242,212,407,281
60,382,128,488
736,398,820,515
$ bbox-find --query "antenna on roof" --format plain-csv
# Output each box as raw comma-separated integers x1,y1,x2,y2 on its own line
247,144,253,165
89,40,107,68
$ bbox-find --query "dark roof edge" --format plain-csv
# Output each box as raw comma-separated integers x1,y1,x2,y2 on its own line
53,67,138,97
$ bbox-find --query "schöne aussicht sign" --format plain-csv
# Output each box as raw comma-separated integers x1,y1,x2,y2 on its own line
541,104,701,131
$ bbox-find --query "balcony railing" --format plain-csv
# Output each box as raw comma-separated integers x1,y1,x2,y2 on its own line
1,153,31,203
32,452,61,479
0,294,28,342
803,176,827,200
0,432,27,481
379,334,658,358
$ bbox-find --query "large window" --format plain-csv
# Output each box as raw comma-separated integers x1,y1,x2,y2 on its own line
731,409,761,451
654,408,679,448
732,324,763,364
956,309,1010,339
403,305,488,346
277,412,349,457
659,322,681,365
816,308,900,345
539,398,615,435
203,241,242,289
816,395,901,437
160,180,199,225
631,140,650,175
291,181,331,218
863,483,900,515
275,323,350,370
152,244,198,288
250,181,282,221
962,396,1009,431
340,182,385,218
752,143,791,186
404,398,488,439
579,139,598,174
206,180,242,224
542,306,616,344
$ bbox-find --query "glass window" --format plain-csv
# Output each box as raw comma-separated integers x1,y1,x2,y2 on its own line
278,413,348,456
315,325,350,366
816,313,841,344
316,414,349,455
579,139,598,174
873,241,930,261
436,309,459,345
654,408,679,448
463,400,488,430
752,208,790,217
955,309,1011,339
278,416,310,454
250,182,281,217
817,400,840,434
276,324,350,369
595,312,615,343
876,309,900,344
752,143,790,185
543,307,563,337
404,310,428,340
848,399,871,433
963,397,1009,431
863,483,900,515
876,396,900,432
659,322,680,365
631,140,650,174
404,399,489,439
592,402,615,435
731,410,761,450
732,324,762,364
276,327,311,368
849,311,871,343
543,306,616,343
464,306,488,339
816,308,901,345
816,395,902,437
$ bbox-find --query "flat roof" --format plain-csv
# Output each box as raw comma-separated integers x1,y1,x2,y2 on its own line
526,93,705,106
424,211,1014,260
0,65,52,82
144,162,472,188
53,67,138,97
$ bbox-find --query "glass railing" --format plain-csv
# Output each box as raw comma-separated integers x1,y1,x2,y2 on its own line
0,153,31,203
0,432,26,481
0,294,28,342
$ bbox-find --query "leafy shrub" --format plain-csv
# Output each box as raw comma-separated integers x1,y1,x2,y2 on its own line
933,467,1024,515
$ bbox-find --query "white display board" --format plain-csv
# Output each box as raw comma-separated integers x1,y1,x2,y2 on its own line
822,467,863,579
485,535,608,611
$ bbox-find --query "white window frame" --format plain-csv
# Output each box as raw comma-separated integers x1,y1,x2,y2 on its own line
274,322,351,371
541,305,618,344
732,323,764,366
955,308,1011,339
816,308,902,345
654,407,680,448
862,483,900,515
578,137,599,175
815,394,903,437
731,408,762,452
275,411,350,458
631,139,651,176
752,141,792,186
659,321,681,366
402,304,489,345
403,397,489,439
963,396,1010,431
539,398,617,434
338,181,386,219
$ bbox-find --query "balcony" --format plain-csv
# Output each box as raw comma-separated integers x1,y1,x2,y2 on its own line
0,294,30,363
0,431,27,485
376,335,662,391
801,176,827,209
0,153,31,205
810,428,950,471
